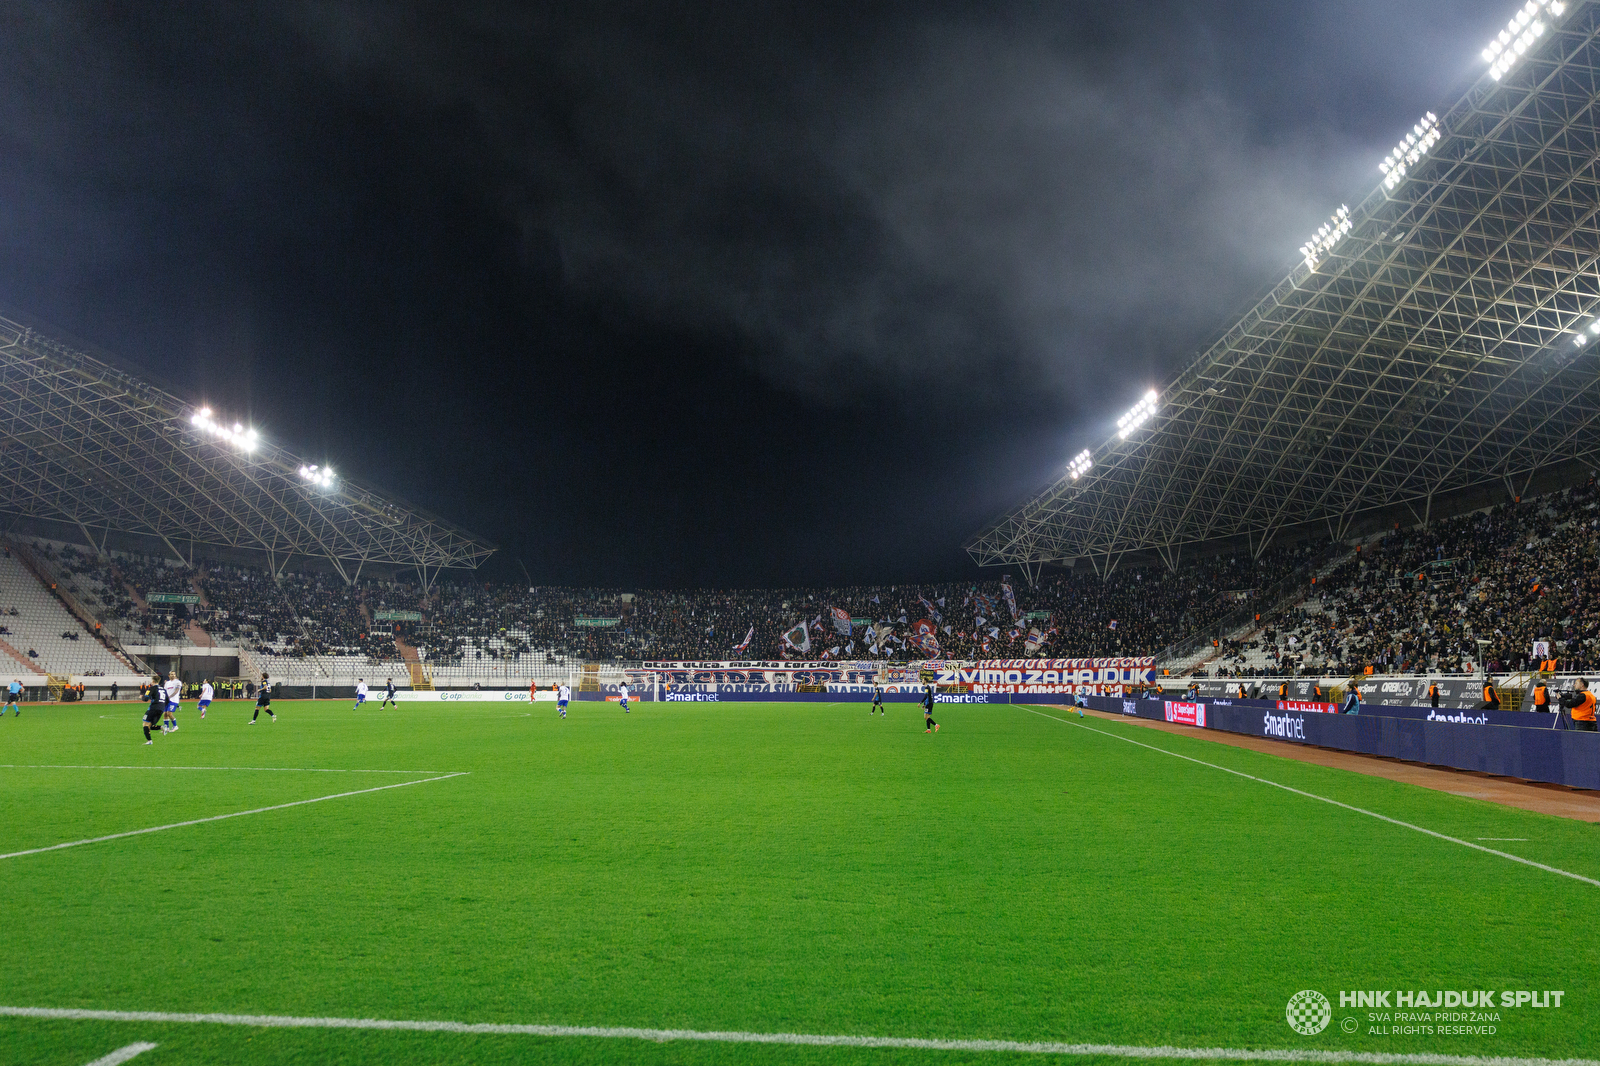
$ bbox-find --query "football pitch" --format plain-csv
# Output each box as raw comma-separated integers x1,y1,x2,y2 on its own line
1,698,1596,1066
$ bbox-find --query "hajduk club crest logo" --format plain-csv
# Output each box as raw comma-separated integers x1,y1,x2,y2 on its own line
1286,990,1332,1035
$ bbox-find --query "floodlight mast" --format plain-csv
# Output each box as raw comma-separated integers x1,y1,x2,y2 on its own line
967,0,1600,577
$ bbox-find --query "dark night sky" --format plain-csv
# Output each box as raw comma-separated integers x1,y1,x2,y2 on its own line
0,1,1517,587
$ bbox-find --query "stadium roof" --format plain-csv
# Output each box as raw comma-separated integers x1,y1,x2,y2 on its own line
970,0,1600,578
0,313,496,580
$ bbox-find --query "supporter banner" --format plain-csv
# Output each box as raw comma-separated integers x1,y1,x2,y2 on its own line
640,660,954,671
147,593,200,605
935,656,1155,695
655,691,1076,704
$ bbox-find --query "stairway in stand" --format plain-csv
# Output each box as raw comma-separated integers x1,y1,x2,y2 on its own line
396,637,432,690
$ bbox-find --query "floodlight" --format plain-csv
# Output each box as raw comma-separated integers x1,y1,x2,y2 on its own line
298,463,336,489
186,408,259,453
1590,321,1600,335
1380,113,1441,191
1116,390,1160,439
1481,0,1564,80
1300,205,1352,270
1068,449,1093,480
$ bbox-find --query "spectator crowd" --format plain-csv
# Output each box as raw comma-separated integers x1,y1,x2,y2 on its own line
14,480,1600,676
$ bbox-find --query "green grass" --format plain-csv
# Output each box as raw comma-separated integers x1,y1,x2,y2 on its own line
0,698,1596,1065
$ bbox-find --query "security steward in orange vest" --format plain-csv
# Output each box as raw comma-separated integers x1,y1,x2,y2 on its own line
1482,682,1500,710
1531,680,1552,713
1278,681,1288,699
1428,681,1440,708
1563,679,1597,731
1312,683,1324,700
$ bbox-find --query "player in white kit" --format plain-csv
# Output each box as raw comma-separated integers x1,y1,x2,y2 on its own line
198,679,213,719
618,683,631,713
163,672,182,732
557,683,570,718
353,679,368,710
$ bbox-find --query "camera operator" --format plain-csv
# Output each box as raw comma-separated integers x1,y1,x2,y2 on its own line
1559,679,1597,731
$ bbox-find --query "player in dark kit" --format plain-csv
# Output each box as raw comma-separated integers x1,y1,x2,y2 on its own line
923,685,938,733
251,673,276,723
871,682,885,715
380,677,398,710
142,676,165,744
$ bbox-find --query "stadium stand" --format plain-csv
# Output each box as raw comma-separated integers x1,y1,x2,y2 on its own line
0,549,139,678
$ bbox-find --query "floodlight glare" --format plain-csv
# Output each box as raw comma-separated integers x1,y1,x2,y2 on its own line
1482,0,1564,80
186,408,259,453
1116,390,1160,440
1300,205,1352,271
1379,113,1441,191
1068,448,1093,480
298,463,336,489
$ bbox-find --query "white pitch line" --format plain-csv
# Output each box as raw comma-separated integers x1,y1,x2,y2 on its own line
0,1006,1594,1066
0,764,457,774
0,773,469,861
81,1042,158,1066
1017,706,1600,888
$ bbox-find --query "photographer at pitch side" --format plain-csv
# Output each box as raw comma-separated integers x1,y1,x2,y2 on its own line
1558,678,1597,731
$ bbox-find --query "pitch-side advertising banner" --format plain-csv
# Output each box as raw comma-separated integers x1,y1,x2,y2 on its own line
1163,700,1206,726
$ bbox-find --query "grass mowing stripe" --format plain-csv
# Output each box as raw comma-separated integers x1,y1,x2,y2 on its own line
0,764,458,774
80,1042,158,1066
4,1006,1597,1066
1016,705,1600,887
0,772,470,861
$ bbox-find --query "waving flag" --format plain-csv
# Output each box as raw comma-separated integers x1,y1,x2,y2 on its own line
918,595,943,624
973,593,994,618
1024,626,1045,654
1001,575,1019,619
830,606,852,638
782,622,811,655
732,626,754,655
908,618,942,658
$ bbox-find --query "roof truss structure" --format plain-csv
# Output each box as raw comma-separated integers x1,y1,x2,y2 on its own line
0,315,496,580
970,0,1600,574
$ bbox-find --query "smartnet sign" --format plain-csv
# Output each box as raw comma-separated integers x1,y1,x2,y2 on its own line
1262,711,1306,740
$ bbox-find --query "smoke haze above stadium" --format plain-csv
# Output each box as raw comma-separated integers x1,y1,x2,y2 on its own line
0,1,1514,588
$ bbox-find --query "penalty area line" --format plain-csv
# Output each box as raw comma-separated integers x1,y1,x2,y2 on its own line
1016,706,1600,888
0,1006,1596,1066
0,773,470,861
